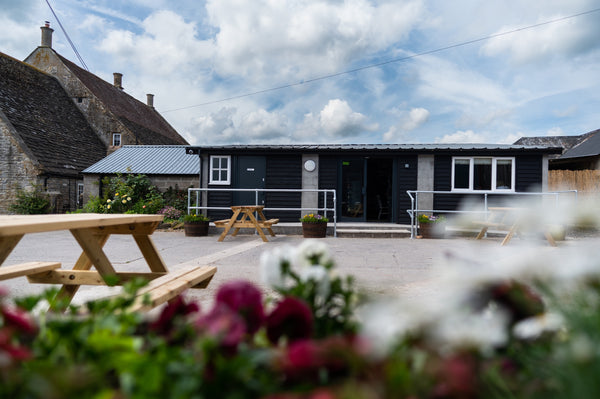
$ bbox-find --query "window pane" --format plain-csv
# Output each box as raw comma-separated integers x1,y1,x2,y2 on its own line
496,159,512,189
212,170,220,181
221,157,228,168
454,159,470,189
212,157,219,169
473,158,492,190
220,170,228,181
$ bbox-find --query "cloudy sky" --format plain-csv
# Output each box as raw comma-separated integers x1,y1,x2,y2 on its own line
1,0,599,145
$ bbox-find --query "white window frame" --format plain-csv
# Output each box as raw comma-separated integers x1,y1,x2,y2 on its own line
77,183,84,207
451,157,515,192
112,133,121,146
209,155,231,185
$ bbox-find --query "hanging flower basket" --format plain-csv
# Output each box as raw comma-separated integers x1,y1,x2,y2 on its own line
302,222,328,238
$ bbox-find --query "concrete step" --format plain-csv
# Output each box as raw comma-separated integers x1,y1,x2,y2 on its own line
207,222,412,238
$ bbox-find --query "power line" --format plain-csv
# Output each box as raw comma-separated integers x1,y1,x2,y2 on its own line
45,0,89,71
163,7,600,113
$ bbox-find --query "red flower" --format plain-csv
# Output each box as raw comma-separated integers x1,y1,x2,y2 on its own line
1,306,37,334
215,280,265,335
196,303,246,350
433,354,478,398
266,296,313,344
149,295,200,336
0,329,33,362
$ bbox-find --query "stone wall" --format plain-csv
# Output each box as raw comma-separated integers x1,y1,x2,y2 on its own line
0,118,41,214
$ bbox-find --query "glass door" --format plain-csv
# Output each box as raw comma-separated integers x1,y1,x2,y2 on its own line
341,159,365,221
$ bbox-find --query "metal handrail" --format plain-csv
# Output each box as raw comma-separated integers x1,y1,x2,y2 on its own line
187,188,338,237
406,190,578,238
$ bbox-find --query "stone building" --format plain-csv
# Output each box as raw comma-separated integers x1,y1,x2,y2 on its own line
0,23,188,213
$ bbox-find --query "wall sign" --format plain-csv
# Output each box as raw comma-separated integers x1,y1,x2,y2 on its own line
304,160,316,172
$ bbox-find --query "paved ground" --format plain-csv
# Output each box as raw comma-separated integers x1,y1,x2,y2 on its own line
1,229,594,311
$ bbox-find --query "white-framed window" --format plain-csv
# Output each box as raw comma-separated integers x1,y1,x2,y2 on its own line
209,155,231,185
451,157,515,192
112,133,121,146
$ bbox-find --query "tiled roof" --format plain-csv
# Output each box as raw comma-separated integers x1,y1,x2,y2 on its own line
83,145,199,175
57,54,189,146
0,52,106,176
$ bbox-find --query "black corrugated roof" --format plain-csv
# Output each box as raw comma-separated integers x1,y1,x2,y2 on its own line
559,129,600,159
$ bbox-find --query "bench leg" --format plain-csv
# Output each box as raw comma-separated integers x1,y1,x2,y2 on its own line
475,227,488,240
218,209,241,242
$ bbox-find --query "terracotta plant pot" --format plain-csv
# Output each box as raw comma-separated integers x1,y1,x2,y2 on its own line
184,221,209,237
302,222,327,238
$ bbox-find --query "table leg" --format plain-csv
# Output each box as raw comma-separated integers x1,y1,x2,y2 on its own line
70,229,118,278
257,210,276,237
475,227,488,240
54,232,109,309
218,208,242,242
246,212,269,242
0,235,24,265
133,235,169,272
231,212,248,237
501,225,518,246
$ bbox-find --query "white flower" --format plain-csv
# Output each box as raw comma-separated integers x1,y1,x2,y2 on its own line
259,245,296,289
300,264,331,301
513,312,564,340
296,239,333,267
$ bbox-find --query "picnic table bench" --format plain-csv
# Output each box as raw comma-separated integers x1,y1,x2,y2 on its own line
474,207,556,246
215,205,279,242
0,214,216,310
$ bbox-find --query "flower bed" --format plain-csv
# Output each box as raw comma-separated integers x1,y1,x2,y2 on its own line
3,202,600,398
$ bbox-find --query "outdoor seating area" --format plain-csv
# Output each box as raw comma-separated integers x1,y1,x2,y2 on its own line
214,205,279,242
0,214,216,310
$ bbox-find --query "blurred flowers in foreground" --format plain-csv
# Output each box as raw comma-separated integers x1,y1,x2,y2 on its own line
2,196,600,398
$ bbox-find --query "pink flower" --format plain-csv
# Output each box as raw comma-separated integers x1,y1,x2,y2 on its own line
196,303,246,350
266,296,313,344
433,354,478,398
215,280,265,335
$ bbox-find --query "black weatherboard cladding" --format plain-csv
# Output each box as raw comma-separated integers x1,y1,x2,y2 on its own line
396,155,418,224
318,156,338,214
265,155,301,221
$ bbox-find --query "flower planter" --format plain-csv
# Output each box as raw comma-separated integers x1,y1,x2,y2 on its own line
419,222,444,239
302,222,328,238
184,221,209,237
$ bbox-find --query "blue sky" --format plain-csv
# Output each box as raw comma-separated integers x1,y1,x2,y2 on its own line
1,0,599,145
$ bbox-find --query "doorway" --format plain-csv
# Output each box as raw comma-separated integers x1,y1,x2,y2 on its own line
339,158,393,222
233,156,266,205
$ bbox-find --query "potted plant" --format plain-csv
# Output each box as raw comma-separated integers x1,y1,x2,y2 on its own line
183,213,210,237
300,213,329,238
418,214,446,238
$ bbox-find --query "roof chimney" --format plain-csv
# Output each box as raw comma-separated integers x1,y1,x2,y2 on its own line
146,94,154,108
113,72,123,90
41,21,53,48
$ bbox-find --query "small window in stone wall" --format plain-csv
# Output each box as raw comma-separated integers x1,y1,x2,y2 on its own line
77,183,84,208
112,133,121,146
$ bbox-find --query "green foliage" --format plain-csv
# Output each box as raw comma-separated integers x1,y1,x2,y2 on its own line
183,213,210,222
162,185,190,212
9,185,51,214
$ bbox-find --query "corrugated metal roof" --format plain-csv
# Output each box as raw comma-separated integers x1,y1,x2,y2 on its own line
83,145,199,174
187,143,562,152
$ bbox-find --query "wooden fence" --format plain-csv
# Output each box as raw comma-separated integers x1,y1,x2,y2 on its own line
549,170,600,193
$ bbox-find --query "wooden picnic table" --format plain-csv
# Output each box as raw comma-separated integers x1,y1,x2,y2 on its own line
474,207,556,247
214,205,279,242
0,214,216,311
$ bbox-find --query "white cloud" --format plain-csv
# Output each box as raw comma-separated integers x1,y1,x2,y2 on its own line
547,127,564,136
435,130,487,144
383,107,429,142
294,99,378,141
481,13,600,64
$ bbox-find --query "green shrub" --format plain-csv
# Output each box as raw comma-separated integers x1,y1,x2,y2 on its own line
9,185,51,214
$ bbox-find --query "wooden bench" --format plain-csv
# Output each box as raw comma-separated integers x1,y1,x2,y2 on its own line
130,265,217,312
0,261,61,281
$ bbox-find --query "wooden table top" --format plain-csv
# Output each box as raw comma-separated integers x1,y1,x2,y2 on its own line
0,214,164,236
230,205,265,211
